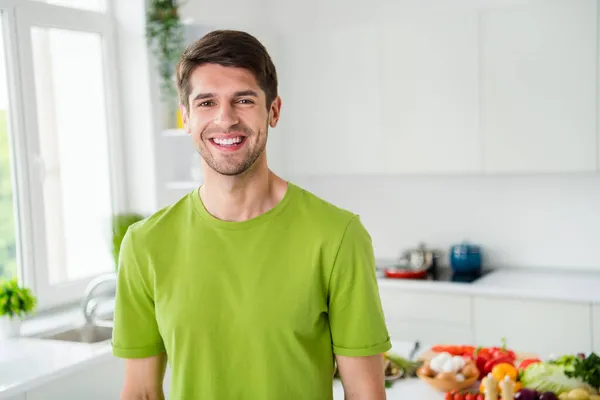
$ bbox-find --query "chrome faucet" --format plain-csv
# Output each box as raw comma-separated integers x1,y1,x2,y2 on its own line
81,272,117,325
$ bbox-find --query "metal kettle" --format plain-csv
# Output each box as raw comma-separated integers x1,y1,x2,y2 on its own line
399,242,439,270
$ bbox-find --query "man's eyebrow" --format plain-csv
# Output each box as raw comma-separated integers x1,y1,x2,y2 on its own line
192,90,259,101
193,92,214,101
234,90,259,97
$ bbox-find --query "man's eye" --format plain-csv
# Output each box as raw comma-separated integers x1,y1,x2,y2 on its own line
198,101,214,107
237,99,254,104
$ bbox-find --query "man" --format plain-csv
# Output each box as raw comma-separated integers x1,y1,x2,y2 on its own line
112,29,391,400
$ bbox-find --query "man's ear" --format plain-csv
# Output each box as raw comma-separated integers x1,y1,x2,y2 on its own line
180,104,190,133
269,96,282,128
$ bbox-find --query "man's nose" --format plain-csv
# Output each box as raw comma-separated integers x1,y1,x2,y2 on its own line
214,103,239,129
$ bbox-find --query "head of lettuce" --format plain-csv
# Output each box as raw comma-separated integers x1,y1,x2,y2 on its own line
521,362,598,395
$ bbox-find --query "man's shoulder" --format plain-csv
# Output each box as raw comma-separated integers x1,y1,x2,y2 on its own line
126,191,194,243
290,183,359,231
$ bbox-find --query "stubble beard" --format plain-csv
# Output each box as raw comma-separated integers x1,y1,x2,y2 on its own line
197,123,268,177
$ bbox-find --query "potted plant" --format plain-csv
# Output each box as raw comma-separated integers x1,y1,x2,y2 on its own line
112,213,146,270
0,278,36,338
146,0,187,99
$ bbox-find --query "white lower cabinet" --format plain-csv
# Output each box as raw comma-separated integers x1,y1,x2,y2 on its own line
378,286,596,357
386,319,474,346
379,287,473,344
26,357,125,400
4,395,25,400
593,304,600,353
379,288,472,325
473,297,592,357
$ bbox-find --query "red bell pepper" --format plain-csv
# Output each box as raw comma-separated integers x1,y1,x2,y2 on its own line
483,355,515,376
475,355,489,379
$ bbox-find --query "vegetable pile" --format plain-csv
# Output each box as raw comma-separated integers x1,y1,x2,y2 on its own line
418,351,480,382
426,339,600,400
563,353,600,390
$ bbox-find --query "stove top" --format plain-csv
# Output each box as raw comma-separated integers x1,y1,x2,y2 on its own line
429,267,493,283
378,264,493,283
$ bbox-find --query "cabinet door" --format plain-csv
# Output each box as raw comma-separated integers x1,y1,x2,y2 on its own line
379,287,473,344
3,395,26,400
473,297,592,356
26,357,126,400
593,304,600,353
381,11,481,174
385,319,474,346
480,0,597,173
278,24,384,175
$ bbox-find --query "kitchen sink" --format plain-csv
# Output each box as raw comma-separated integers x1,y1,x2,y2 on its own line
35,323,113,344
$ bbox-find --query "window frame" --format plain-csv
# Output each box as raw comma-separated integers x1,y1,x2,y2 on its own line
0,0,125,311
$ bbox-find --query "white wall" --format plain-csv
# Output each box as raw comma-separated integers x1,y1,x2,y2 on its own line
159,0,600,271
289,174,600,270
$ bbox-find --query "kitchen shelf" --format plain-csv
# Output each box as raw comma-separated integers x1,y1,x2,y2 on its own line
165,181,199,190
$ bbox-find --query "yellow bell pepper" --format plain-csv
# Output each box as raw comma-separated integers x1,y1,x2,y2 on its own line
491,363,518,382
513,382,523,392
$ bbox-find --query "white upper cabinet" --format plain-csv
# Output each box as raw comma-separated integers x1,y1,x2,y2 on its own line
381,12,481,174
480,0,597,173
277,24,383,175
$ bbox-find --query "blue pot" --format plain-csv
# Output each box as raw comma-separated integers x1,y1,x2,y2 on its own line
450,242,482,274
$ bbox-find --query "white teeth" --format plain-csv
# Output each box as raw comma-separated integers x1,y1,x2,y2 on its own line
213,137,243,145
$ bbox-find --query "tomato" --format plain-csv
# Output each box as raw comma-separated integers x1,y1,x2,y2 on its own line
476,394,484,400
431,345,476,357
454,393,464,400
465,394,475,400
445,392,454,400
518,358,541,370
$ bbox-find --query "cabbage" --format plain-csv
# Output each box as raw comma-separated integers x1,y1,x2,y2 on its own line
521,363,597,395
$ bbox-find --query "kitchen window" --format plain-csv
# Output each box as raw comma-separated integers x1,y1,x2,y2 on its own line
0,0,124,310
0,14,17,282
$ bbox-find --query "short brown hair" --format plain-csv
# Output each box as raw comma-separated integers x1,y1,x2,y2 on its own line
176,29,278,111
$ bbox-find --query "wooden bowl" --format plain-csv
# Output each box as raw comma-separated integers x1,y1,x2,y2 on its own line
417,369,479,392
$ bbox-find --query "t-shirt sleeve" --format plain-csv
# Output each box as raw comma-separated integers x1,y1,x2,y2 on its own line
328,216,392,357
112,227,166,358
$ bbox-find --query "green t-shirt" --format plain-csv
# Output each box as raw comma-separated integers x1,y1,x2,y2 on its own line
112,182,391,399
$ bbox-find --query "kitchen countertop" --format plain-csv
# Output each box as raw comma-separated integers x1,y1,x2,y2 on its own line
1,326,444,400
0,306,114,399
376,260,600,304
0,337,113,398
2,265,598,398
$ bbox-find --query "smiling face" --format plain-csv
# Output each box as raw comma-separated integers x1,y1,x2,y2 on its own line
181,63,281,176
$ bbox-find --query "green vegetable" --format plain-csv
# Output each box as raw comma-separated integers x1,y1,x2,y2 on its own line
550,355,580,372
384,353,422,377
521,362,596,395
565,353,600,389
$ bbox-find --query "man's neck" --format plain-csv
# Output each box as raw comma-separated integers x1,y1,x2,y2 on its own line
199,163,287,222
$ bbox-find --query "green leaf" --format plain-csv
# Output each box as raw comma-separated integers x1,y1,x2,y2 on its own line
0,279,37,317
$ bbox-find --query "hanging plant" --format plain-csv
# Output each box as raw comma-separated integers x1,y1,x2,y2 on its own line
146,0,187,99
111,213,146,270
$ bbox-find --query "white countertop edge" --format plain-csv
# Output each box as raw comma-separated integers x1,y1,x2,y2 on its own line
376,269,600,304
0,345,114,399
